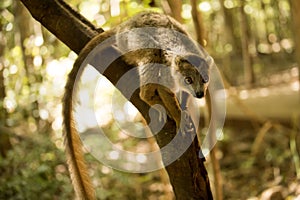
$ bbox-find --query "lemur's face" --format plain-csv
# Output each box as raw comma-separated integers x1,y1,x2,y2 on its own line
173,54,210,98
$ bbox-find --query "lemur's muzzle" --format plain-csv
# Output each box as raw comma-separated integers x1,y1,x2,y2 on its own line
196,91,204,98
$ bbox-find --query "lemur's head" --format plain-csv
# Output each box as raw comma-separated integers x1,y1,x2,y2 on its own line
172,54,210,98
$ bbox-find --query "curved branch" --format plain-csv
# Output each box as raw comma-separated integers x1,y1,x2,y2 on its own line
19,0,213,199
20,0,102,54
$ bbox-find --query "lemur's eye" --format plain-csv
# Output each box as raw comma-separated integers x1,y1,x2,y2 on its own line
184,77,193,85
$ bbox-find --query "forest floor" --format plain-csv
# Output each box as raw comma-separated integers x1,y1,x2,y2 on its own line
211,78,300,199
218,119,299,199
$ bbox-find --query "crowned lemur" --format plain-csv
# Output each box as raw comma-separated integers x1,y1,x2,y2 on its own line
63,11,212,200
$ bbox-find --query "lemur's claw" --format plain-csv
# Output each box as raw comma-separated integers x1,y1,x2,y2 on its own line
177,110,194,135
152,104,167,124
158,109,167,124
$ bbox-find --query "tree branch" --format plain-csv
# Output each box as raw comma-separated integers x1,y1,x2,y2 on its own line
20,0,213,199
20,0,101,54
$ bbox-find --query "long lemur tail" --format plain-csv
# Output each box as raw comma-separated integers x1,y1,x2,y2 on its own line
63,55,96,200
63,29,116,200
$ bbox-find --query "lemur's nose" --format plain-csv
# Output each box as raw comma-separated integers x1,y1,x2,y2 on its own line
196,91,204,98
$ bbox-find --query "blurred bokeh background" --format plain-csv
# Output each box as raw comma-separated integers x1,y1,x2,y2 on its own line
0,0,299,199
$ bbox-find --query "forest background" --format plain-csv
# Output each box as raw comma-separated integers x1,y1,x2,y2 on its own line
0,0,299,199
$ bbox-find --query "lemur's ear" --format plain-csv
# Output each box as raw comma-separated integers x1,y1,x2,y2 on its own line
174,56,182,68
174,54,205,70
173,56,186,71
184,54,204,67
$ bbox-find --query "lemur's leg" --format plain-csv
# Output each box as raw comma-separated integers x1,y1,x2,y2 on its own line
140,84,167,123
139,84,164,105
156,87,193,133
156,87,182,128
140,84,191,132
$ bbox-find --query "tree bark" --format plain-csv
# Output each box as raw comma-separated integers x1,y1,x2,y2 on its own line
238,2,255,88
15,1,40,123
289,0,300,85
166,0,183,23
0,126,13,157
190,0,206,47
0,15,6,124
219,0,237,53
20,0,101,54
0,14,12,158
20,0,213,199
190,1,222,199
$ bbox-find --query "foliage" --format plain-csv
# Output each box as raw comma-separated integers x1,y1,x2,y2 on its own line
0,131,73,200
0,129,169,199
87,153,169,199
219,120,300,199
0,0,299,199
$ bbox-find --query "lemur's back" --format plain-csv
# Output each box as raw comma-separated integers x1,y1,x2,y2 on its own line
120,12,186,33
116,11,203,64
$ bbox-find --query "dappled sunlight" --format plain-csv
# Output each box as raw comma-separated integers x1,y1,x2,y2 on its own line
0,0,299,199
291,81,299,91
79,1,100,21
124,101,139,121
199,2,211,12
3,96,17,113
46,58,73,78
182,4,192,19
223,0,235,9
74,65,142,137
226,74,299,121
110,0,120,17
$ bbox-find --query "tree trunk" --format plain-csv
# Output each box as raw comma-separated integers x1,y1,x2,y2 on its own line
219,0,236,53
0,126,13,158
190,0,206,47
20,0,213,199
0,15,12,158
239,2,255,88
0,19,6,124
15,1,41,123
190,1,223,200
218,0,235,85
289,0,300,85
166,0,183,23
20,0,101,55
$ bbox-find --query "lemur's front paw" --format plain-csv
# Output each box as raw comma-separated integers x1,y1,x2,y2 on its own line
176,111,194,134
151,104,167,124
158,108,167,124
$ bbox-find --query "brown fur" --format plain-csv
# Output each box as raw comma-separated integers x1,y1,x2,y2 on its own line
63,30,115,200
63,11,210,199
